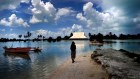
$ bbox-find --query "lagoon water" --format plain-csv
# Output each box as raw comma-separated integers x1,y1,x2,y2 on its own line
0,40,140,79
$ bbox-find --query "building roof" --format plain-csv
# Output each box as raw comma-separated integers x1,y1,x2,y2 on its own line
70,32,87,39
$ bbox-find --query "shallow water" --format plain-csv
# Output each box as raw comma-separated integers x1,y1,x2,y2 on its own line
0,40,139,79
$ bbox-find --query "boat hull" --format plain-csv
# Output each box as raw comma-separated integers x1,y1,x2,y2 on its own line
4,47,31,53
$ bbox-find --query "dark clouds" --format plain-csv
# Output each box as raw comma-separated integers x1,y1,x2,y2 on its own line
100,0,140,34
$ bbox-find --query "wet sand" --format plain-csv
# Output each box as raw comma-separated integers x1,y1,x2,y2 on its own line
49,53,109,79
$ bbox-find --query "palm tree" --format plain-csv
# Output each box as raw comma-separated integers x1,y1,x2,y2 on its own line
88,33,91,37
43,36,45,40
18,35,22,39
37,35,42,39
70,33,73,37
24,31,32,41
27,31,32,38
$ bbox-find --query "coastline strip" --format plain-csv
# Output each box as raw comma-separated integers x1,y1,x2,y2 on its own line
48,53,109,79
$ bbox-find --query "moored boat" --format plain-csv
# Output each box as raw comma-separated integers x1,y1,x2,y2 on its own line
3,47,31,53
30,47,42,52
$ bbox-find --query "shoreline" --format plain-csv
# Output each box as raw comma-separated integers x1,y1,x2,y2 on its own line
91,49,140,79
48,53,109,79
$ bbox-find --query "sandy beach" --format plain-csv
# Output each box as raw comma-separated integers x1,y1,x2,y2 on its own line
48,53,109,79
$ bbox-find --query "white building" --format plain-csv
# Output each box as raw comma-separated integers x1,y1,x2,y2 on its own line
70,32,88,40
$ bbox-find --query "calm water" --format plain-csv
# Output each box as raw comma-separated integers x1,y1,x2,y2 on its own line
0,40,140,79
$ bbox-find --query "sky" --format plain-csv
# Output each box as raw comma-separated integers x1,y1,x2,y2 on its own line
0,0,140,38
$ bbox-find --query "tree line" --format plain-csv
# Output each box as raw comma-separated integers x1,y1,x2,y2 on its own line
0,32,73,42
0,32,140,42
89,32,140,43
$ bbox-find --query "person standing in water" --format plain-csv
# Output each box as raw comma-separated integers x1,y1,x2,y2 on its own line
70,41,76,63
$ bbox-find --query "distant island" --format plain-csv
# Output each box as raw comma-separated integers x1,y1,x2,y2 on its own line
0,32,140,42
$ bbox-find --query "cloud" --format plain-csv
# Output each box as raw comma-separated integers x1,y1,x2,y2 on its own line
31,24,83,38
0,0,29,10
76,13,87,24
58,24,83,36
6,33,18,38
133,13,140,28
76,2,102,28
72,24,83,32
133,14,140,23
29,15,42,23
83,2,93,12
30,0,74,23
101,0,140,13
100,0,140,34
0,14,29,27
0,33,18,38
32,29,62,38
55,8,74,20
76,2,127,34
36,29,48,35
30,0,56,23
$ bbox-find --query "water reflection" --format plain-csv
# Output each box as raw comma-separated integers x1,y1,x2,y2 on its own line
74,41,85,49
0,40,140,79
3,52,30,60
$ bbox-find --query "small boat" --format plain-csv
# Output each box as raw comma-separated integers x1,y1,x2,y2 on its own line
89,40,103,46
3,46,31,53
30,47,42,52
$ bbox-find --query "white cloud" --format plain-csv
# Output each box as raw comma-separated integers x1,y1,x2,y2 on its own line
133,15,140,23
59,27,72,36
83,2,93,12
29,15,42,23
0,0,29,10
72,24,83,32
0,18,10,26
0,14,29,27
31,24,83,38
6,33,18,38
32,29,62,38
76,13,87,23
76,13,95,28
133,13,140,28
30,0,56,23
21,0,30,3
76,2,127,33
133,18,140,23
58,24,83,37
36,29,48,35
30,0,74,23
55,8,74,20
0,33,18,38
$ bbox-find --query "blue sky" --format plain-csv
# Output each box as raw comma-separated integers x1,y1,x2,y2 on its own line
0,0,140,38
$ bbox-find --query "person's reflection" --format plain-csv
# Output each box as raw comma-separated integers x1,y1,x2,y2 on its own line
70,41,76,63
